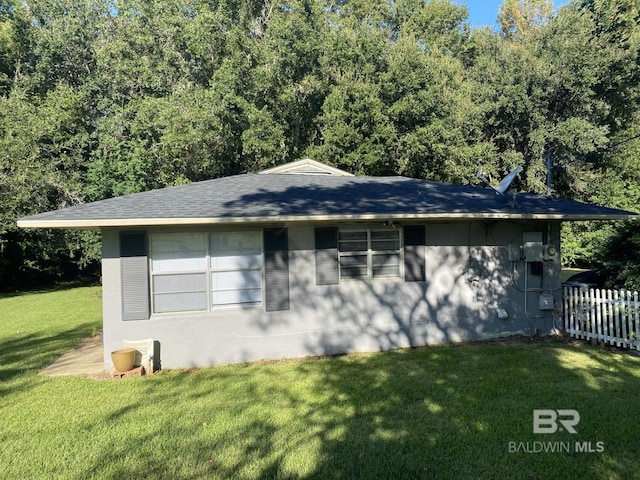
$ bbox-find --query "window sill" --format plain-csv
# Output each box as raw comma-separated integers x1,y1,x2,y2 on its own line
149,303,263,318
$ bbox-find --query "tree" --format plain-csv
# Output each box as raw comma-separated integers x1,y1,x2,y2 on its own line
240,0,327,168
308,79,397,175
0,83,98,289
599,222,640,291
2,0,640,288
498,0,553,39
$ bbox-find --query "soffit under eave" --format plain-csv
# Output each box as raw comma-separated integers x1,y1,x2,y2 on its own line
16,212,640,230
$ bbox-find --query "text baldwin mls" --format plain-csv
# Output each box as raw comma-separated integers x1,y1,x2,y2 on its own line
508,409,604,454
509,441,605,454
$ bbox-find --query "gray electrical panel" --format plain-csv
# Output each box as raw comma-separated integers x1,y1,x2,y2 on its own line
508,244,522,261
523,232,543,244
522,232,544,262
539,292,554,311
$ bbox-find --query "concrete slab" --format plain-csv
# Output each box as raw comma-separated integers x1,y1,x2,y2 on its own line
39,334,105,377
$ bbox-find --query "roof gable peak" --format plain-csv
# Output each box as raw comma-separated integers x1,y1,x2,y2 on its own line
259,158,354,176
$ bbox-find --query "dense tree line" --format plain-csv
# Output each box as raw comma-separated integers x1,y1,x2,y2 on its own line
1,0,639,290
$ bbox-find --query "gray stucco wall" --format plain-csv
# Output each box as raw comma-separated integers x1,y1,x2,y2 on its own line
101,220,562,370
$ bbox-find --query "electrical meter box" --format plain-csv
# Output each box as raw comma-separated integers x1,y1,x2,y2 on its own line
522,232,544,262
508,244,522,261
542,244,558,261
539,292,554,311
523,242,544,262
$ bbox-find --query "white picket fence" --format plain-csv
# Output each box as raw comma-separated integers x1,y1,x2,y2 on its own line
564,286,640,350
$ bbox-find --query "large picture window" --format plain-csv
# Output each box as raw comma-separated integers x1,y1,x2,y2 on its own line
150,231,263,313
338,228,401,280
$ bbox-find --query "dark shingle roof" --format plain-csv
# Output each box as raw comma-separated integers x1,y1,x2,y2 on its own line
17,173,638,228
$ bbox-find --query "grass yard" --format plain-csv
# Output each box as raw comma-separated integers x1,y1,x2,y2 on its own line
2,287,640,479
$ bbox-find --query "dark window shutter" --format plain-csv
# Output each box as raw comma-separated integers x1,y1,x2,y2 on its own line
404,225,426,282
120,232,150,320
264,228,290,312
314,227,339,285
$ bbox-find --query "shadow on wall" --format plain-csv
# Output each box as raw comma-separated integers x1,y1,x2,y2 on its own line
296,245,515,358
129,180,558,368
218,179,559,364
232,221,550,365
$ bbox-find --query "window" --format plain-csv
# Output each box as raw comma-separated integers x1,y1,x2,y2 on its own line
338,228,401,280
151,233,207,313
210,232,263,306
150,231,263,313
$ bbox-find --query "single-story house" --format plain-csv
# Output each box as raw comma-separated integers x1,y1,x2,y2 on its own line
17,159,638,370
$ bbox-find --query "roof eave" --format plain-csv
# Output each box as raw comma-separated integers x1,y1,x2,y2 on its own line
17,212,639,229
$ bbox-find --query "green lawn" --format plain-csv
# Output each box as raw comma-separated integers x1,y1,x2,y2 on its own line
2,287,640,479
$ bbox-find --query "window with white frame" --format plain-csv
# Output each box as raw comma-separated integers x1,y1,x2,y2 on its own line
210,231,263,306
338,228,401,279
150,231,263,313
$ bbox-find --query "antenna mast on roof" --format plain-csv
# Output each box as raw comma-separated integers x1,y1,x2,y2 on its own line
546,147,555,197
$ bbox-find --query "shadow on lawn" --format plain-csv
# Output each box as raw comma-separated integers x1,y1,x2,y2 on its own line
0,277,100,299
313,343,640,479
294,346,544,479
75,340,640,480
0,324,96,396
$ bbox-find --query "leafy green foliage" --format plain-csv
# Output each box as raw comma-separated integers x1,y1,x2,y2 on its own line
1,0,640,289
599,222,640,290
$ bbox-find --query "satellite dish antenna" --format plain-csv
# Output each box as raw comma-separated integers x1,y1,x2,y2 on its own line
476,164,522,195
